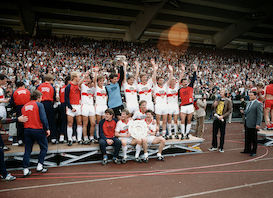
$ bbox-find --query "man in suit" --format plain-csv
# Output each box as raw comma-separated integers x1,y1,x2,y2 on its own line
241,91,263,157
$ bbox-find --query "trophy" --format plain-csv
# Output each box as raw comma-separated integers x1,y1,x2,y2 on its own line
114,55,126,63
128,120,148,139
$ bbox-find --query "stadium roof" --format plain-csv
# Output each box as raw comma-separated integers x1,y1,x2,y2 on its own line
1,0,273,52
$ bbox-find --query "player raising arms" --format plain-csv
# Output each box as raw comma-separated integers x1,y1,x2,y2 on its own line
137,64,154,112
178,64,198,139
81,71,96,144
94,67,108,139
166,63,185,139
105,62,124,120
115,109,147,163
150,59,169,139
122,60,140,116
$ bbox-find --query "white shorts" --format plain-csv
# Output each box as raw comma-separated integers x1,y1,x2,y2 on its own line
168,104,179,115
155,103,168,115
81,104,95,117
180,104,194,114
146,102,154,112
0,106,7,119
147,136,156,145
126,103,139,114
95,104,108,116
119,137,133,145
67,105,82,117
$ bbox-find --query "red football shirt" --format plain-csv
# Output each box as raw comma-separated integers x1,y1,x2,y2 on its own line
102,120,117,138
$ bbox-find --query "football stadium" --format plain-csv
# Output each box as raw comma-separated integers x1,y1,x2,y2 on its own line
0,0,273,197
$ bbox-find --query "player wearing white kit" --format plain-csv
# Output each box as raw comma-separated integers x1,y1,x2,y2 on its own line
123,61,140,116
0,74,9,133
151,59,170,139
0,75,9,119
167,63,185,139
144,110,165,161
115,109,147,163
81,72,96,145
94,67,108,139
132,100,147,120
137,69,154,112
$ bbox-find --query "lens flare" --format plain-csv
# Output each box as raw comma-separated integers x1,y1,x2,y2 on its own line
168,23,189,46
157,23,189,59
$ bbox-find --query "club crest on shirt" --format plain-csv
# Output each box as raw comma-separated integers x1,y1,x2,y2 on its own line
17,90,27,95
41,87,50,93
25,105,34,111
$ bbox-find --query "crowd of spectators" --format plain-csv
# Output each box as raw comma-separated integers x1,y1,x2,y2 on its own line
1,31,273,101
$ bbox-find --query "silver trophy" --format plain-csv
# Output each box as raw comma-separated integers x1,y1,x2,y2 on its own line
129,120,148,139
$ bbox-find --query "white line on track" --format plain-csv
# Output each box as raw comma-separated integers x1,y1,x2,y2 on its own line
0,146,268,193
173,179,273,198
255,157,273,162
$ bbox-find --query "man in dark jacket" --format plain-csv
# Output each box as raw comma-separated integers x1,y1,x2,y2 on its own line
209,89,232,153
21,90,50,177
99,108,121,165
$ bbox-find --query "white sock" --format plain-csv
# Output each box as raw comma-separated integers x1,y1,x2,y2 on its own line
122,145,128,158
96,124,99,138
67,127,73,141
77,125,83,141
186,124,191,135
167,123,172,136
162,130,166,136
72,136,76,141
90,136,94,140
157,153,162,157
180,124,185,135
23,168,29,175
84,136,89,141
37,163,43,171
135,144,142,158
174,124,178,135
59,135,64,142
144,152,148,158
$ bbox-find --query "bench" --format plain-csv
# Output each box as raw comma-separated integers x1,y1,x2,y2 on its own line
4,135,204,168
258,129,273,146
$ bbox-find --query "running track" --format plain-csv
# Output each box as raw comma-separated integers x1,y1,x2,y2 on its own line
1,123,273,198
